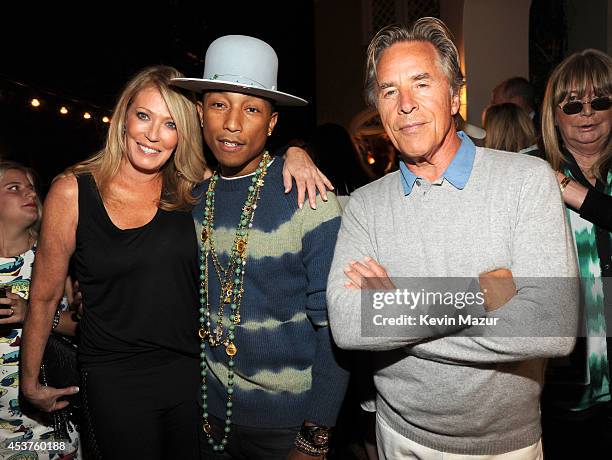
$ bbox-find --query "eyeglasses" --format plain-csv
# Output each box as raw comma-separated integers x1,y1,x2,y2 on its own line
559,96,612,115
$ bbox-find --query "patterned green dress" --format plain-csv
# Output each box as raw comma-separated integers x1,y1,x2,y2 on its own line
563,166,611,410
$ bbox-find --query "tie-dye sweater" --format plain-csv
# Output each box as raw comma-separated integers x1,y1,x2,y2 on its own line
192,158,349,428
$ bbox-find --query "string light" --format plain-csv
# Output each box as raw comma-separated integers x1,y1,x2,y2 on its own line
0,77,112,124
24,95,111,124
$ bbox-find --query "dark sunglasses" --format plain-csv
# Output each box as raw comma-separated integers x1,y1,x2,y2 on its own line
559,96,612,115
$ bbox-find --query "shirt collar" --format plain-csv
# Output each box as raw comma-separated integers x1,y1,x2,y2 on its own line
399,131,476,195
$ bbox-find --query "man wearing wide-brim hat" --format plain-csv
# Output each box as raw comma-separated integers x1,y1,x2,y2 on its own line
172,35,349,460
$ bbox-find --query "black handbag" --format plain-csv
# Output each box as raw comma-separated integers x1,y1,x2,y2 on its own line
39,333,81,440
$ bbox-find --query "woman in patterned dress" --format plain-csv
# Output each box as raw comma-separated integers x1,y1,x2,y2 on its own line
539,49,612,459
0,160,80,459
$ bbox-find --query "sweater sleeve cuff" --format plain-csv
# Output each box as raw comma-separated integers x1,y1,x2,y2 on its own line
579,188,599,221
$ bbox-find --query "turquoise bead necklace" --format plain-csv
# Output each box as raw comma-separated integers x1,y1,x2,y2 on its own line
198,152,272,452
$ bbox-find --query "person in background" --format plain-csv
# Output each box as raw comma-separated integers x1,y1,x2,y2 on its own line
490,76,538,128
20,64,332,459
483,102,537,153
538,50,612,234
0,160,80,459
539,48,612,459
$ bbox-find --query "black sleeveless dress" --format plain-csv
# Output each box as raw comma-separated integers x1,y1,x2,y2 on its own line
73,173,199,367
73,174,201,459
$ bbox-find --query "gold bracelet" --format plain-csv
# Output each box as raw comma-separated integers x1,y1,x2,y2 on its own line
559,176,572,194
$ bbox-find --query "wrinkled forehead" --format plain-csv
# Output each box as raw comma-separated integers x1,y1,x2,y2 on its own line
377,41,444,75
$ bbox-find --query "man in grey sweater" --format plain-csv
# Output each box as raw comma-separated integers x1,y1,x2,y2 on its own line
327,18,579,459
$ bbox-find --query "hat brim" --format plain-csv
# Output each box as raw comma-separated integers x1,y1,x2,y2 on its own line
170,78,308,107
463,123,486,140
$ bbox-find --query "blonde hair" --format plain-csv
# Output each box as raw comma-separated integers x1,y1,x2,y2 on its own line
0,160,42,240
66,65,207,210
541,49,612,180
484,103,536,152
364,17,464,107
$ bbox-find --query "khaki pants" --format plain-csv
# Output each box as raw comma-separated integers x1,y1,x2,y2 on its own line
376,414,543,460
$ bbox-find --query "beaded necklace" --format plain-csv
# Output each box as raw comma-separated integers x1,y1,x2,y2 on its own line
199,151,272,452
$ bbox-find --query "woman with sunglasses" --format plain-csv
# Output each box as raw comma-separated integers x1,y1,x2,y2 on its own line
539,48,612,459
541,49,612,232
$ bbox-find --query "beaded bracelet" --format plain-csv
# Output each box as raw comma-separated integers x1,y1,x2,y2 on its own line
51,309,61,330
294,432,329,457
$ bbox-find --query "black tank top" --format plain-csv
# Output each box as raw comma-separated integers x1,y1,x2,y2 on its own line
73,174,199,367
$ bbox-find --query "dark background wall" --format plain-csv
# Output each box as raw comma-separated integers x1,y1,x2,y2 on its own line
3,0,611,194
0,0,316,193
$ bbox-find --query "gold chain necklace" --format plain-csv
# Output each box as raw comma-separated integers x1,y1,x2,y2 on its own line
198,152,272,453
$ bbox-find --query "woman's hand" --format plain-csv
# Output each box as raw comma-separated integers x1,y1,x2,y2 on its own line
283,147,334,209
22,381,79,412
0,292,28,324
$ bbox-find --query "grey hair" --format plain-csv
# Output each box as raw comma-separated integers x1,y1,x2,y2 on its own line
364,17,464,107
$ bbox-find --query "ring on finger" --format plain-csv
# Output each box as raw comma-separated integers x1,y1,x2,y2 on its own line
8,308,14,316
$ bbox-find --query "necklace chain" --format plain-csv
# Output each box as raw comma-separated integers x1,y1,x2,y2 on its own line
198,152,272,452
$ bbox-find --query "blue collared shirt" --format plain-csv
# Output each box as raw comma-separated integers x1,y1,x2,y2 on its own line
399,131,476,195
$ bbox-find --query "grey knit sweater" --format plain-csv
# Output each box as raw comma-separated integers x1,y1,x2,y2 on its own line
327,147,578,455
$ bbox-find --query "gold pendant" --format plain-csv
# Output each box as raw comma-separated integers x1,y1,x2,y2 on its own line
234,313,241,324
203,421,211,434
224,284,233,303
236,238,247,256
198,328,207,339
226,342,237,356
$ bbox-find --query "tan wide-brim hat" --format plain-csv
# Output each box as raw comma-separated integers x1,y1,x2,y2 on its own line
171,35,307,107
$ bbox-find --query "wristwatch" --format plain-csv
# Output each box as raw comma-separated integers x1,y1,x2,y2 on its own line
300,424,331,447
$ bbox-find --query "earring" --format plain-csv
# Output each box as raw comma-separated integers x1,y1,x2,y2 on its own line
267,130,272,136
